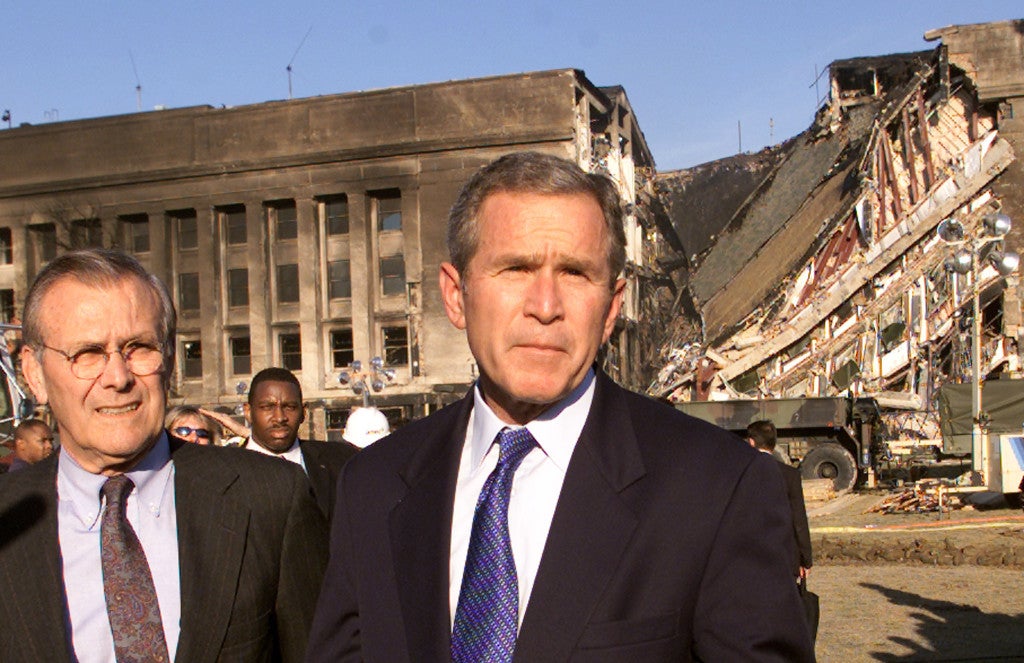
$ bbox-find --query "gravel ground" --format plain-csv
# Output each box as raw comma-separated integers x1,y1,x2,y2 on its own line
808,491,1024,662
811,565,1024,662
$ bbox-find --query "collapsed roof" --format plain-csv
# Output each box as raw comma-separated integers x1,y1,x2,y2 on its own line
654,44,1018,420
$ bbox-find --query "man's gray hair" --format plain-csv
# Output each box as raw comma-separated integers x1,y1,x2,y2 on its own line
22,249,177,366
446,151,626,286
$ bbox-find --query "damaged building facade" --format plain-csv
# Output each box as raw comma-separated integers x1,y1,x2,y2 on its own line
0,69,662,439
655,20,1024,468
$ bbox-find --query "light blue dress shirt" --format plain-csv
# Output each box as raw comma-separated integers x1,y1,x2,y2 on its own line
57,432,181,662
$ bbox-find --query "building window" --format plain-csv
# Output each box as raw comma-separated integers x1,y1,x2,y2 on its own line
277,263,299,303
380,255,406,296
227,268,249,307
373,191,402,232
230,334,251,375
179,272,200,312
221,205,247,246
172,210,198,250
330,329,354,369
269,201,298,241
0,289,14,323
71,219,103,249
0,228,12,264
29,224,57,264
326,408,350,431
119,214,150,253
181,340,202,379
280,333,302,371
328,259,351,299
324,196,349,235
382,325,408,366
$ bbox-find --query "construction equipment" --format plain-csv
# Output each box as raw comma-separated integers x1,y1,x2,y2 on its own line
675,396,882,492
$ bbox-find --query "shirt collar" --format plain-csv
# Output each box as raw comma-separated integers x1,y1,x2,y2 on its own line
57,431,173,529
244,436,305,468
469,368,596,472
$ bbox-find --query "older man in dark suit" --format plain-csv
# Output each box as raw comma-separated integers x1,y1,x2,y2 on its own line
0,249,326,662
308,152,813,662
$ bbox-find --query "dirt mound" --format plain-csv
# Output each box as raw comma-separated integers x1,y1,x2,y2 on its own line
815,535,1024,568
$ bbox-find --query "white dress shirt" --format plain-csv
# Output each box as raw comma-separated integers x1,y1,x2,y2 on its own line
57,432,181,662
244,436,307,473
449,369,596,627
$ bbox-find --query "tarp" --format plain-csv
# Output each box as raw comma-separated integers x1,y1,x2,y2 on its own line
938,379,1024,453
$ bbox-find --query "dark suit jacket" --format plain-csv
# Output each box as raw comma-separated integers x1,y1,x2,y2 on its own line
777,461,814,572
299,439,359,520
0,436,328,663
307,370,814,662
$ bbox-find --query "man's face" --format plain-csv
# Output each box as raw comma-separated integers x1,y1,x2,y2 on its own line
440,191,624,424
244,380,305,453
15,425,54,464
21,277,169,476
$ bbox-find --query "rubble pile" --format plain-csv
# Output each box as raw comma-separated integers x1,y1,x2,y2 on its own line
815,535,1024,568
864,479,965,513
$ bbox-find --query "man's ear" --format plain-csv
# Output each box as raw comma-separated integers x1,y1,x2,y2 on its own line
439,262,467,330
601,278,627,343
20,345,48,405
242,402,252,426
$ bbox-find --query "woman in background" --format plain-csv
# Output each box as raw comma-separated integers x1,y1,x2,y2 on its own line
165,405,221,446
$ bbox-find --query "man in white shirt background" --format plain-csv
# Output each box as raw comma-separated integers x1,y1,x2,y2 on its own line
243,366,357,520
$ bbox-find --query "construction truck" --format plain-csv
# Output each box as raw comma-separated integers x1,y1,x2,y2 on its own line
675,396,883,492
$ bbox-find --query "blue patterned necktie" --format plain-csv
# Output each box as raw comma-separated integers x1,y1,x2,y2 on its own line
101,475,170,663
451,427,538,663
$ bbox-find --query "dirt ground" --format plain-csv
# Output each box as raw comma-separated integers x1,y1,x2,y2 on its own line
808,490,1024,662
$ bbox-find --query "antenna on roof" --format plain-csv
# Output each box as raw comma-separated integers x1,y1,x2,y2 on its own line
129,50,142,112
286,26,313,99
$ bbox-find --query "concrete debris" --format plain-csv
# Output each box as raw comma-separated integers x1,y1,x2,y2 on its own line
815,536,1024,568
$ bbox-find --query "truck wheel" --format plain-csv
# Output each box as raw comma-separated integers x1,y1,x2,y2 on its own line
800,443,857,492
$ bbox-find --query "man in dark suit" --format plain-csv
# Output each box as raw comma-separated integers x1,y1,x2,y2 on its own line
0,249,326,662
5,418,54,472
241,367,358,520
747,420,814,578
308,152,814,661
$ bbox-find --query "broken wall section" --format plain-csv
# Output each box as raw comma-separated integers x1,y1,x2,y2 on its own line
655,36,1020,431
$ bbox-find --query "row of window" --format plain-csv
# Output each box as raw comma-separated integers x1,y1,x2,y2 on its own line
6,188,403,267
175,254,406,313
163,192,400,252
178,325,409,379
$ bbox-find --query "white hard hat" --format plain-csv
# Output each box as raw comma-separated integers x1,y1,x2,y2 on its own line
343,407,391,448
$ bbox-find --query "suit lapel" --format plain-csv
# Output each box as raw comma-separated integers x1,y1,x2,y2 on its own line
171,441,251,663
389,395,472,662
515,372,645,661
0,455,73,661
299,440,332,517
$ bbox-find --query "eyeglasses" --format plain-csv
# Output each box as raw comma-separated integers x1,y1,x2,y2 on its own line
172,426,211,439
41,341,165,380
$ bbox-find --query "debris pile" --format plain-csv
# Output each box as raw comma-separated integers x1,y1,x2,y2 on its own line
864,480,964,513
655,46,1015,407
815,536,1024,568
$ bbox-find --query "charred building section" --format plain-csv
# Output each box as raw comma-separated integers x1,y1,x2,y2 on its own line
0,69,664,438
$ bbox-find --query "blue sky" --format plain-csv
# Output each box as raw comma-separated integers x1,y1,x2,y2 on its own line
2,1,1020,170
